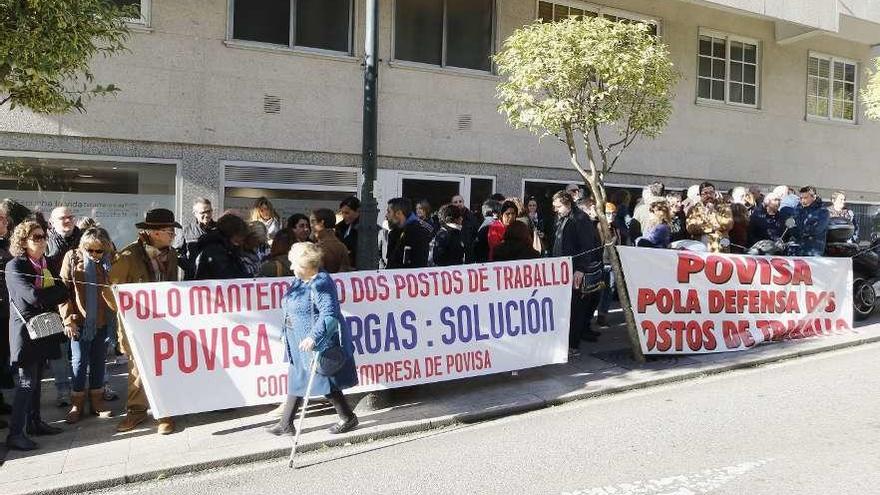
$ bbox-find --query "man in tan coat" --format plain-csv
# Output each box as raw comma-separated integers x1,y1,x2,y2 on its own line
686,181,734,253
105,209,181,435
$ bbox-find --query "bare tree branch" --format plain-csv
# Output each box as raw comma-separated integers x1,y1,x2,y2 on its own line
0,95,11,107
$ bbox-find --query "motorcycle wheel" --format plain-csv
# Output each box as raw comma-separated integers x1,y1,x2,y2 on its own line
853,278,876,321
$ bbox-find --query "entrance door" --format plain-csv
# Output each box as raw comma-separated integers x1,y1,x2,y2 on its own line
400,175,465,213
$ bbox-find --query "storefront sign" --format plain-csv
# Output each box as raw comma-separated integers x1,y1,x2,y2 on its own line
113,258,573,417
617,246,854,355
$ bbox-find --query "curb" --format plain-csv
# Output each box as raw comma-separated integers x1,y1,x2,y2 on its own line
19,333,880,495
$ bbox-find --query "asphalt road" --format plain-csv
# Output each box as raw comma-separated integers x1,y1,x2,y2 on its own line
95,343,880,495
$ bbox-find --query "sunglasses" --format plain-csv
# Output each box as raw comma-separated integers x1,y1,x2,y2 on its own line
29,235,47,242
86,248,105,255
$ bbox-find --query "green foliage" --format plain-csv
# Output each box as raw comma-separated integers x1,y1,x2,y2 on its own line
495,16,677,172
0,0,133,114
862,58,880,121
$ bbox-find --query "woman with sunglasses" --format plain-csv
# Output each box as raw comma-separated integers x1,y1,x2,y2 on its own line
5,220,70,450
58,228,115,423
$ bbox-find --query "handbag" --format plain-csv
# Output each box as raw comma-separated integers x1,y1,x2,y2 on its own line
9,298,64,340
578,260,606,296
309,288,349,377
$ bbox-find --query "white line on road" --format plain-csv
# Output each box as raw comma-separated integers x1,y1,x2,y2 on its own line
560,459,772,495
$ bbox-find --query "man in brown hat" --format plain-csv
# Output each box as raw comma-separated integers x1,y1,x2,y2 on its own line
104,208,181,435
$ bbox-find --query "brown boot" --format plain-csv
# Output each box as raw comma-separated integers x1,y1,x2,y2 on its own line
88,389,113,418
157,417,175,435
65,392,86,424
116,410,148,432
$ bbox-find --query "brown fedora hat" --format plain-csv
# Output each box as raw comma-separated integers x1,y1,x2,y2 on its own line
135,208,182,229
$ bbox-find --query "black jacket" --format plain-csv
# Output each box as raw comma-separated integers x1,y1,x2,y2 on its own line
552,209,601,273
176,220,216,280
335,219,359,268
6,256,69,366
429,225,465,266
193,230,250,280
46,226,81,276
387,215,434,269
493,241,541,262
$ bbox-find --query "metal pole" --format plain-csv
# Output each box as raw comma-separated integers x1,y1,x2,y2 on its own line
356,0,380,270
288,354,319,469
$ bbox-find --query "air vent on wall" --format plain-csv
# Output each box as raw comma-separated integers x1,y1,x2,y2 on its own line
263,94,281,114
224,164,358,190
457,114,473,131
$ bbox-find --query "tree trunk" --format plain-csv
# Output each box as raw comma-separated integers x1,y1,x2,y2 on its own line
582,176,646,363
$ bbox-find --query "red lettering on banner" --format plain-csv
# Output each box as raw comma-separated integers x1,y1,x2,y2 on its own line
178,330,198,373
636,289,700,314
676,253,814,286
198,328,219,370
154,332,174,376
254,325,272,365
257,373,287,398
231,325,250,367
118,290,134,315
641,320,716,352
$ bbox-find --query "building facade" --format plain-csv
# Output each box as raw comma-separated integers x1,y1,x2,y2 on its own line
1,0,879,244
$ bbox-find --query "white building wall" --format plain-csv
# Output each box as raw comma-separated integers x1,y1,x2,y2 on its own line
1,0,879,199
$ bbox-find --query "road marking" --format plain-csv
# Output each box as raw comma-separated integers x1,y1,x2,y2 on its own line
560,459,772,495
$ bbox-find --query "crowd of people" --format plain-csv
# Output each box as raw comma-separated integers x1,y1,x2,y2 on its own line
0,179,870,451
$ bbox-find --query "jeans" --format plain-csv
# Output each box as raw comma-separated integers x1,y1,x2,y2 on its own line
48,340,72,395
8,361,43,437
71,327,108,392
598,266,615,315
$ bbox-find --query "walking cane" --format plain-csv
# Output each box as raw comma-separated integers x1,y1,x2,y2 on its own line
289,352,319,469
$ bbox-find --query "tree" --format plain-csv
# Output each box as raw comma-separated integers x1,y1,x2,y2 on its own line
0,0,134,114
495,16,677,361
863,59,880,121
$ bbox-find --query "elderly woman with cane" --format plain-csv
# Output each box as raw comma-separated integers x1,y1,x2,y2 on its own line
267,241,359,437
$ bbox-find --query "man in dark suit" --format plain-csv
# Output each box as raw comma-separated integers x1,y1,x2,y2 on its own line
335,196,360,267
385,198,433,269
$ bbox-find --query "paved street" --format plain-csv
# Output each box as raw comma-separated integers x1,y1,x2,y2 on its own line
90,342,880,495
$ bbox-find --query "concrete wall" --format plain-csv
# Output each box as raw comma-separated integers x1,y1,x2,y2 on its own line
1,0,880,200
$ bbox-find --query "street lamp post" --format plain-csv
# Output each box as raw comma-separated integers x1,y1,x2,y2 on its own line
356,0,380,270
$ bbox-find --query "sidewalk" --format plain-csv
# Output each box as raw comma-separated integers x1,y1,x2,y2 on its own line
2,310,879,495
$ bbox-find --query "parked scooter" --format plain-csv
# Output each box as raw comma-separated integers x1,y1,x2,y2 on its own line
823,218,880,320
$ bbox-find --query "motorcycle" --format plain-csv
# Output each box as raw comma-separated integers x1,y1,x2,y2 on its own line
823,218,880,320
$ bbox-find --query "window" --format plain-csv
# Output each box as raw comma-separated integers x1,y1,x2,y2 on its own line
0,154,176,246
697,30,759,107
536,1,658,35
394,0,494,72
112,0,150,25
808,54,856,122
232,0,353,53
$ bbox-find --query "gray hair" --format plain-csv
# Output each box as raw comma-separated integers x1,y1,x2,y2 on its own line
192,197,212,211
288,241,323,272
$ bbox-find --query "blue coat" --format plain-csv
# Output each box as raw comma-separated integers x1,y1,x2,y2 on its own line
748,206,785,245
281,271,357,397
793,200,830,256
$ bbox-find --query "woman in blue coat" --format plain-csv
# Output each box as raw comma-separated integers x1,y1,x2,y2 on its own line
267,241,359,436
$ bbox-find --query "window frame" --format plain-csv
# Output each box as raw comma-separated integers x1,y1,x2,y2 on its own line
696,28,761,110
534,0,662,35
227,0,356,57
806,51,858,124
117,0,151,26
390,0,498,75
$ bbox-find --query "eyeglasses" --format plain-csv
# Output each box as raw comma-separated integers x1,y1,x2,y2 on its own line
29,235,47,242
156,230,176,237
86,248,105,255
59,215,74,221
195,209,213,215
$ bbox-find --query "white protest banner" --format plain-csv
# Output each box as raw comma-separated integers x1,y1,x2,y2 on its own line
113,258,573,417
617,246,853,355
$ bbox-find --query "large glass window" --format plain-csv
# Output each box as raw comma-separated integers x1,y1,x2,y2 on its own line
0,156,176,246
232,0,353,53
394,0,494,71
697,31,759,107
808,54,856,122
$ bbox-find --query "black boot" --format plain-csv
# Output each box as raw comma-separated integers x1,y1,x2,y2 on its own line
326,390,358,434
265,396,302,436
26,415,62,436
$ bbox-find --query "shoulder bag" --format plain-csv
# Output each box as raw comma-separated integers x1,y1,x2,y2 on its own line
10,297,64,340
310,287,348,376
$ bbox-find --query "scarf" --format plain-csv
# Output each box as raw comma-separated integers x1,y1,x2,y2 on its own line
80,255,113,342
28,256,54,288
143,243,169,281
